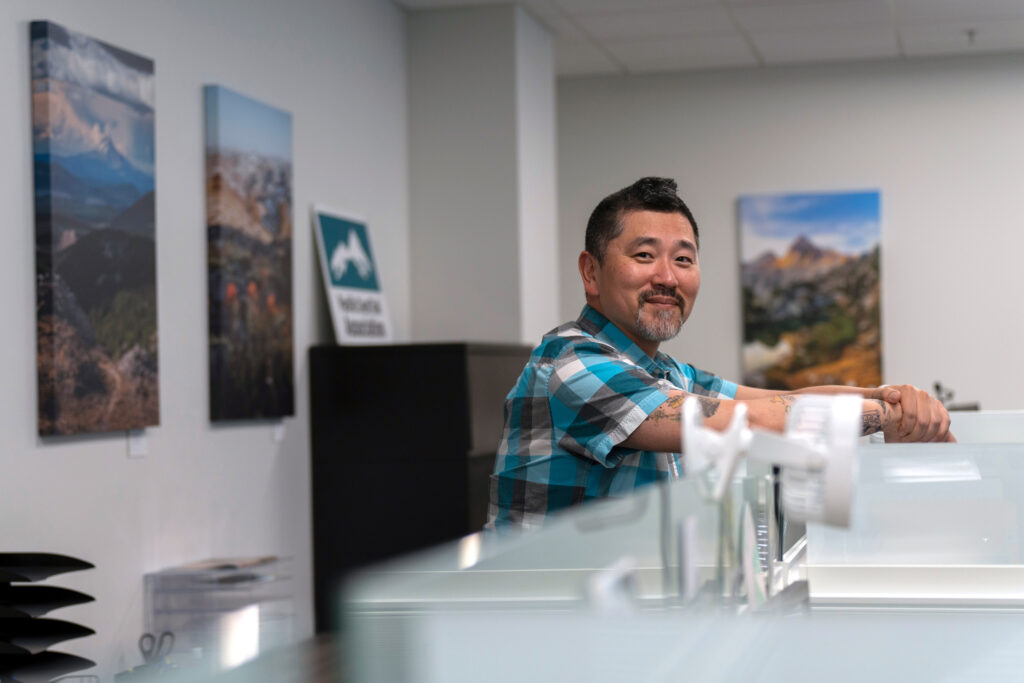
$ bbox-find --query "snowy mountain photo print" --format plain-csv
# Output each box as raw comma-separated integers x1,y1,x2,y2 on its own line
31,21,158,436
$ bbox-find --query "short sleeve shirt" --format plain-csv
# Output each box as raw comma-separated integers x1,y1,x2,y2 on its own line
486,305,737,530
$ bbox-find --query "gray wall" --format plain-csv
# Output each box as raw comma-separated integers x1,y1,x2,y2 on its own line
408,5,559,344
515,7,560,344
558,55,1024,409
408,6,521,342
0,0,408,678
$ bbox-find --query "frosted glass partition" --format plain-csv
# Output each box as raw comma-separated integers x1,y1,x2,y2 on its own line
949,410,1024,443
350,609,1024,683
342,473,728,612
809,443,1024,564
340,443,1024,682
808,443,1024,607
343,472,782,682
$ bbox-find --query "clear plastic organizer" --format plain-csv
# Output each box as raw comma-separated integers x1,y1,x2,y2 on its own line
143,556,294,671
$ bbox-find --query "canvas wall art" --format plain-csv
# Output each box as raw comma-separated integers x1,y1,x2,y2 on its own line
739,190,882,390
31,21,159,436
205,85,294,421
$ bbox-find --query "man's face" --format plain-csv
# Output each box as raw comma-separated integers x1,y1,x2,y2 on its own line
580,210,701,357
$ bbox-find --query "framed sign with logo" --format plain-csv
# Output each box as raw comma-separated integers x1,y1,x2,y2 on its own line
312,206,392,344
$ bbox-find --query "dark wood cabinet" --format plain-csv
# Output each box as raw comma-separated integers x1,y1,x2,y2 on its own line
309,342,530,631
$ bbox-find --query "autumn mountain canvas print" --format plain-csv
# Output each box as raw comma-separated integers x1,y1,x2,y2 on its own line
739,191,882,390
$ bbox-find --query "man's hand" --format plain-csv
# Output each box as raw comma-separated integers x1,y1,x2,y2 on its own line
870,384,953,442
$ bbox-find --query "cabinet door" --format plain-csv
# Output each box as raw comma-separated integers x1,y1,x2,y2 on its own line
465,346,531,530
466,348,529,457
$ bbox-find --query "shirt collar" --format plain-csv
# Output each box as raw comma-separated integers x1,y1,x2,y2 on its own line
577,304,673,374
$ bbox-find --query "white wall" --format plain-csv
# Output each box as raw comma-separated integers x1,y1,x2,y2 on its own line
558,55,1024,410
0,0,408,679
408,6,521,342
515,8,559,345
408,5,559,344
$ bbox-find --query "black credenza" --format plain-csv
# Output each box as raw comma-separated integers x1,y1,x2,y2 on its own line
309,342,530,631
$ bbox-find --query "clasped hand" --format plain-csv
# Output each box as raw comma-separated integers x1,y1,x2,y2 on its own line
870,384,955,443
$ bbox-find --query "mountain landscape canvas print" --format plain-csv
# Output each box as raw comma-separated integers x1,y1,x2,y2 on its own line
205,85,294,420
31,21,159,436
739,191,882,390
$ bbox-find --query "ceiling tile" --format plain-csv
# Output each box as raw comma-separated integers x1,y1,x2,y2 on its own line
727,0,859,7
751,26,899,64
605,34,759,72
732,0,893,33
555,38,624,76
395,0,511,7
523,1,590,40
574,6,735,40
553,0,720,13
901,19,1024,56
398,0,1024,74
893,0,1024,24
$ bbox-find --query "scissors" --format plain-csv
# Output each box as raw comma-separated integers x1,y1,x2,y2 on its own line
138,631,175,664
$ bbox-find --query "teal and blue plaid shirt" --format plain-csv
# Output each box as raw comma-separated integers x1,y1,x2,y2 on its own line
486,305,737,530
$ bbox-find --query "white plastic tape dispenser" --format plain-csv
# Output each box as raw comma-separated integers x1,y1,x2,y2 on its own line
679,394,860,611
749,394,861,527
681,394,860,527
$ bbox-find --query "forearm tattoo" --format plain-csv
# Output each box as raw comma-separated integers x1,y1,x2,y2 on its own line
860,399,888,436
699,397,720,418
861,412,882,436
648,393,719,422
654,394,685,422
769,394,795,414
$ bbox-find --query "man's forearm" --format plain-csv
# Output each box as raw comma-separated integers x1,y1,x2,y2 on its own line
621,393,729,452
622,392,793,452
733,384,954,441
791,385,877,398
621,392,902,453
735,384,877,400
751,395,900,437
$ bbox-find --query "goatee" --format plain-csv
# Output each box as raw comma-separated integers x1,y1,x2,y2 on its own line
634,289,684,342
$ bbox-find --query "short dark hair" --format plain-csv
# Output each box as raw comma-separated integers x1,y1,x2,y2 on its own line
584,177,699,262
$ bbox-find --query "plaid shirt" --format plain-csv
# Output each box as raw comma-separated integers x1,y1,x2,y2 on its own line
486,305,737,530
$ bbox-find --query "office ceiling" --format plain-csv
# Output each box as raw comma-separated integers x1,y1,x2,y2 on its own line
394,0,1024,76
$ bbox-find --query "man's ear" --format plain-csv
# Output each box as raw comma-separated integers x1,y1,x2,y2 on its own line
578,250,600,299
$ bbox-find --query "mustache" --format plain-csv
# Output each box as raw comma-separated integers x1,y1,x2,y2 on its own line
638,287,685,308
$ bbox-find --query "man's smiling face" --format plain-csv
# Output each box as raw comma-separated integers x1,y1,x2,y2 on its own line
580,209,701,358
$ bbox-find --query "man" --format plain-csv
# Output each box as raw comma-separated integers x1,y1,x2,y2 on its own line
487,177,952,530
